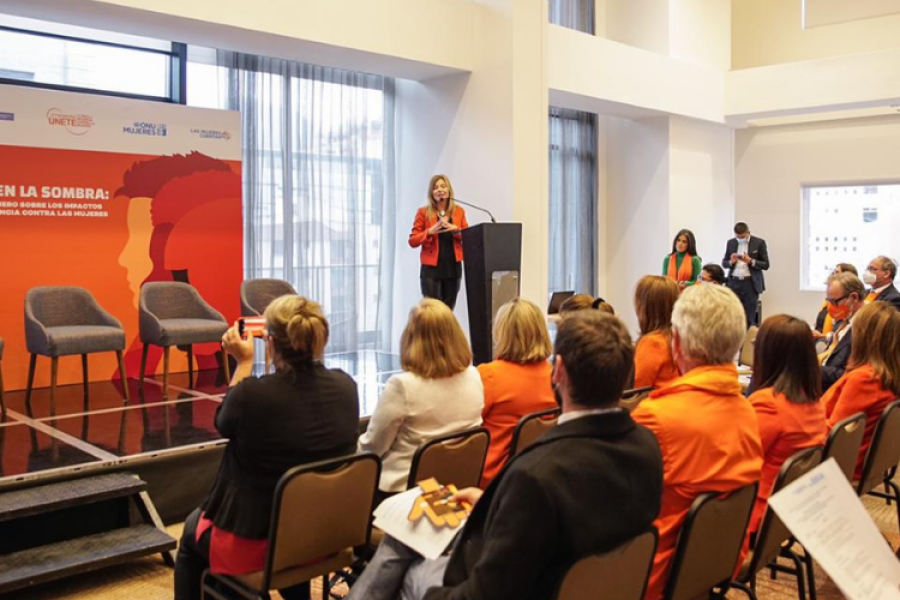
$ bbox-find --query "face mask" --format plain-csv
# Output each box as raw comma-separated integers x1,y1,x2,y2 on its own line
827,303,851,322
863,271,877,286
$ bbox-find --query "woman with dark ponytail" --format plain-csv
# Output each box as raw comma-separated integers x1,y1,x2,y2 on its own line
175,295,359,600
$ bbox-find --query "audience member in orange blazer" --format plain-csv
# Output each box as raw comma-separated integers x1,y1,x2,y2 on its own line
633,276,680,390
408,174,469,309
632,285,763,600
823,301,900,478
746,315,826,539
477,298,556,488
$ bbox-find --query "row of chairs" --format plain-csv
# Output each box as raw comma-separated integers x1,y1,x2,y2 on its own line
7,278,298,415
557,399,899,600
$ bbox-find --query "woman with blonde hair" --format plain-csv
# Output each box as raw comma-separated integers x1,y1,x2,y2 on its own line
478,298,556,487
175,296,359,600
823,301,900,477
633,275,681,389
359,298,483,496
408,174,469,309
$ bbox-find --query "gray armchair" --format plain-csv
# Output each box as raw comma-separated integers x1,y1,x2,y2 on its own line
24,286,128,415
139,282,230,398
240,279,297,374
240,278,297,317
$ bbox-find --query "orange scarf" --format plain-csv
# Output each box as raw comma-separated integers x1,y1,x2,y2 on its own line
666,253,694,283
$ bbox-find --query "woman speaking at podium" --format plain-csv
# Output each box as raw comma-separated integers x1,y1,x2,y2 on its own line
409,174,469,309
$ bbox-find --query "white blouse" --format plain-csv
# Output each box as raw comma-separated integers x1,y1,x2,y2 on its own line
358,366,484,492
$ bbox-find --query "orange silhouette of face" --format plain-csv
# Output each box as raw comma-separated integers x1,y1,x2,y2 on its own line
118,196,154,309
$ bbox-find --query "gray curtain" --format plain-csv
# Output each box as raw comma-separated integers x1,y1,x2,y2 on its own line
548,0,595,34
219,51,395,352
548,107,597,295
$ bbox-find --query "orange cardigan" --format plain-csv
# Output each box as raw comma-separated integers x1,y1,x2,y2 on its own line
408,206,468,266
747,388,825,536
823,364,896,478
634,332,680,390
477,360,556,488
632,364,763,600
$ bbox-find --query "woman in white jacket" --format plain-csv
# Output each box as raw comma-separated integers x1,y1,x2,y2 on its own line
359,298,484,496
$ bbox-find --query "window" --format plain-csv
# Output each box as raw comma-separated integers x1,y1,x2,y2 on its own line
548,107,597,295
187,50,395,352
548,0,595,34
0,14,180,101
801,183,900,290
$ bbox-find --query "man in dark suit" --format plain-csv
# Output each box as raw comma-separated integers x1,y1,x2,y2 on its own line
821,272,866,391
862,256,900,310
346,312,663,600
722,222,770,328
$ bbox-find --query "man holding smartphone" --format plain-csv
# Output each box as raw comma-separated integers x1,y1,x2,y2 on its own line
722,222,770,328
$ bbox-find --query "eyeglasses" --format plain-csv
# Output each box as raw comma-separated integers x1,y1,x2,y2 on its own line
826,294,849,306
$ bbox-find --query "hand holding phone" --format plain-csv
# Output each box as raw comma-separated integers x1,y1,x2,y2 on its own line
237,316,267,340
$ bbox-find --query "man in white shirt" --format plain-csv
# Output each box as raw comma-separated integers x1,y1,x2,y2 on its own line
722,222,770,328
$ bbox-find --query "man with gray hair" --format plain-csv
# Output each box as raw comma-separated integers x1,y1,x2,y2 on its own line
862,256,900,310
632,285,763,600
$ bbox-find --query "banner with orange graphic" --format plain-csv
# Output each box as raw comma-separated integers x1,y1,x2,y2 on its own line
0,84,243,390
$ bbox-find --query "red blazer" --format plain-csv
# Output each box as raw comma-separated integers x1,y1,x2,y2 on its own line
408,206,468,267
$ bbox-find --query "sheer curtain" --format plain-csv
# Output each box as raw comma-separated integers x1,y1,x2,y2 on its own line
548,0,595,34
219,51,395,352
548,107,597,295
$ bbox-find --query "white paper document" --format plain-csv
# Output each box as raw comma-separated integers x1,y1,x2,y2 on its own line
768,458,900,600
373,487,465,560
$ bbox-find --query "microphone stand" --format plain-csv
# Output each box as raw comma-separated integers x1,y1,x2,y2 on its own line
449,198,497,224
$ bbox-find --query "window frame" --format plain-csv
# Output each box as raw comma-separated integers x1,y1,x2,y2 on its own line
0,22,187,103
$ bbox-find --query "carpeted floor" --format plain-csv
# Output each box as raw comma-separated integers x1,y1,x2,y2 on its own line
8,494,896,600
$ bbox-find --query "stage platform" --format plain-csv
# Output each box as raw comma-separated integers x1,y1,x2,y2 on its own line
0,351,398,521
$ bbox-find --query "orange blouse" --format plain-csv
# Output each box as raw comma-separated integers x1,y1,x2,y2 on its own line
408,206,468,266
823,364,896,478
634,332,680,390
747,388,826,535
477,360,556,488
632,364,763,600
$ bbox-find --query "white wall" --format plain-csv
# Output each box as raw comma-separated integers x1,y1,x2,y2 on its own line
604,0,668,55
732,0,900,69
669,0,731,70
599,115,734,335
1,0,476,80
668,117,734,269
735,115,900,324
604,116,670,334
391,0,547,350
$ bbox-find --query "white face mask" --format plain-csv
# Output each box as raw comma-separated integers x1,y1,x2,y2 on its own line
863,271,877,286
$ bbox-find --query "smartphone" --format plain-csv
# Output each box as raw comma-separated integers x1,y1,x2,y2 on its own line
237,316,267,339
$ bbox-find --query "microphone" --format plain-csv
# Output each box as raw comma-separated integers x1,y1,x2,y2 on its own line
449,198,497,224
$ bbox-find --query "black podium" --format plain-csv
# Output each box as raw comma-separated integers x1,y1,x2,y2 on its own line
462,223,523,365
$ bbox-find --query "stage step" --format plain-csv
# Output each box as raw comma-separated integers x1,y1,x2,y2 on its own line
0,473,146,522
0,472,176,593
0,524,176,593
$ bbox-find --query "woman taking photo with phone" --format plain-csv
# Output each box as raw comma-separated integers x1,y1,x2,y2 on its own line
409,174,469,309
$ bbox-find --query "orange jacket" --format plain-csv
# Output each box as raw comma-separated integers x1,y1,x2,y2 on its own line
824,364,896,478
747,388,826,535
477,360,557,488
634,332,680,390
632,364,763,600
408,206,468,266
